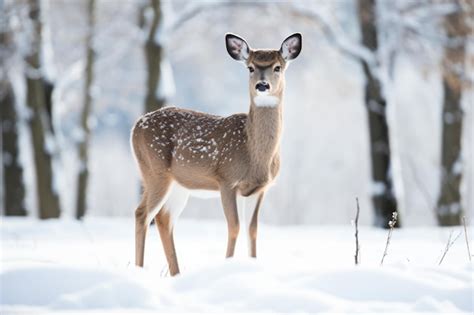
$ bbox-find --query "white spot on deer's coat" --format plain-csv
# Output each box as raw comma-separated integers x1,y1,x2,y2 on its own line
253,94,280,107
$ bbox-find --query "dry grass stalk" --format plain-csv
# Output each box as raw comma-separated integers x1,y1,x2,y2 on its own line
380,211,398,266
462,216,471,262
354,197,361,265
438,230,462,265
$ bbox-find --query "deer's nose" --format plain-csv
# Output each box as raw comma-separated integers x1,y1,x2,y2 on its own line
255,81,270,92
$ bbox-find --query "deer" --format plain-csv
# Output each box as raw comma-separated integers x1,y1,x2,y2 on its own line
131,33,302,276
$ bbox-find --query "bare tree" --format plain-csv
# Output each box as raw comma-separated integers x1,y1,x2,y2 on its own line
0,84,27,216
144,0,165,113
76,0,96,220
357,0,399,228
0,1,27,216
24,0,60,218
436,0,471,226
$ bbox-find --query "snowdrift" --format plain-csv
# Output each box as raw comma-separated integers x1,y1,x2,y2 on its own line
1,218,472,313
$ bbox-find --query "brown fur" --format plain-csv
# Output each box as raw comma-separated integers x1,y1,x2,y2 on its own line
132,37,299,275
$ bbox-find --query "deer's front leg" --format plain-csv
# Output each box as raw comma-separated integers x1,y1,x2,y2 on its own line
247,192,264,258
220,186,239,258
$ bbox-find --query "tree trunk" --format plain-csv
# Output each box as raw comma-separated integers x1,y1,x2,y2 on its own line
144,0,165,113
1,82,27,216
436,2,469,226
76,0,96,220
25,0,61,219
357,0,400,228
1,8,27,216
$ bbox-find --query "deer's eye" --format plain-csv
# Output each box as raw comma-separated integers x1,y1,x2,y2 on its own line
274,66,281,72
248,66,255,73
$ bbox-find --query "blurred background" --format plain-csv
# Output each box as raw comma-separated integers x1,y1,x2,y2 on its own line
0,0,472,227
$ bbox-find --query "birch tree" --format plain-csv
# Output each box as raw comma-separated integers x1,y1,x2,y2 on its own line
76,0,96,220
357,0,399,228
24,0,60,218
0,84,26,216
436,0,471,226
144,0,165,113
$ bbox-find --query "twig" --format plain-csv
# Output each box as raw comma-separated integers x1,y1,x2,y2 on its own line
438,231,462,265
405,153,435,214
380,211,398,266
160,264,170,277
169,1,270,33
462,216,471,262
80,222,102,266
354,197,361,265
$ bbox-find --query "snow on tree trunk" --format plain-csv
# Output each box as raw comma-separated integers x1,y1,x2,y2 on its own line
144,0,166,113
357,0,399,228
24,0,60,219
436,2,468,226
76,0,96,220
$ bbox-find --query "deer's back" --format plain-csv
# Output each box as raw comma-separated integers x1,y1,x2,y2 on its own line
131,106,250,189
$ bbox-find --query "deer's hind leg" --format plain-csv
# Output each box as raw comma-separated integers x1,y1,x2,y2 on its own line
135,175,172,267
135,192,148,267
155,182,189,276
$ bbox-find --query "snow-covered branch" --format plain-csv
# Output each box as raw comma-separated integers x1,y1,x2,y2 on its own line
285,3,377,67
168,1,269,34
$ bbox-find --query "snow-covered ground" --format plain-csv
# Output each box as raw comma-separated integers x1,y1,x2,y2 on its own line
1,218,472,313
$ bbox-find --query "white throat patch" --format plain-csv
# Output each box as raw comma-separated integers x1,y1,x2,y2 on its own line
253,93,280,108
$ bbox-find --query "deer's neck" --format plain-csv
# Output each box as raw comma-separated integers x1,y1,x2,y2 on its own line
246,95,283,168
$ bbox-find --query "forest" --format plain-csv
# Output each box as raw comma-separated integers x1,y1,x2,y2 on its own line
1,0,472,227
0,0,473,313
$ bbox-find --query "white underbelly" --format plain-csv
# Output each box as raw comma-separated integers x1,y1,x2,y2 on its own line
188,188,221,199
162,183,220,223
162,182,261,228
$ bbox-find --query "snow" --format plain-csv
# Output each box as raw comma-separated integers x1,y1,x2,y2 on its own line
155,58,175,100
453,156,463,175
371,181,387,196
438,203,462,215
40,0,57,83
1,218,472,313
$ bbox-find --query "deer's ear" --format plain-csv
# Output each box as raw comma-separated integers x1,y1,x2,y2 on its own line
225,33,250,62
280,33,302,61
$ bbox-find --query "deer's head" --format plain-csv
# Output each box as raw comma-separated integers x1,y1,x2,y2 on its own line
225,33,302,107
